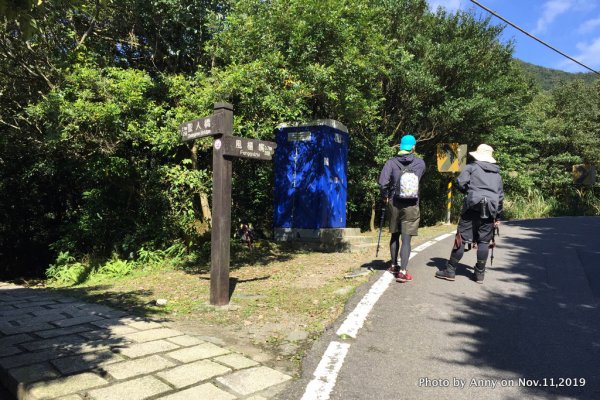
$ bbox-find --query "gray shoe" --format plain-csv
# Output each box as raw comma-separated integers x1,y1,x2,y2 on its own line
473,260,486,284
435,261,456,281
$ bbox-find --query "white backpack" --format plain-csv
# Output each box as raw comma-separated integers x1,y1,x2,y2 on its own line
394,161,419,199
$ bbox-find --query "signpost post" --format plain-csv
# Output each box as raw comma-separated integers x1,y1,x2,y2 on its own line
437,143,467,224
180,103,277,306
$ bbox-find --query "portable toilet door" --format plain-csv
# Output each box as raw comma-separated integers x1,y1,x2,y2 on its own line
273,120,348,231
273,128,320,229
289,130,320,229
321,130,348,228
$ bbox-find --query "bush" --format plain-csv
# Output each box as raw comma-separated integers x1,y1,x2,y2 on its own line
95,256,134,279
137,242,187,270
503,189,556,220
45,252,89,285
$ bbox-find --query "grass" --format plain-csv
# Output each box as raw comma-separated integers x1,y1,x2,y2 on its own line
30,223,455,371
504,188,600,219
503,189,556,220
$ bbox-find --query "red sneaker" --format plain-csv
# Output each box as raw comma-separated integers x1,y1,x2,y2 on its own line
388,265,400,278
396,271,413,283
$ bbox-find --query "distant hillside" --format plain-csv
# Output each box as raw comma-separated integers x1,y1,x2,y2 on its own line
516,60,599,91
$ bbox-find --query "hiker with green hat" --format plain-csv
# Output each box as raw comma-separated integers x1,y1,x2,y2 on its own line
378,134,426,283
436,143,504,284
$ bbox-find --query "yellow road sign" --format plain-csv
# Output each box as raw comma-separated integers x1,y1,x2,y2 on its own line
572,164,597,186
437,143,467,173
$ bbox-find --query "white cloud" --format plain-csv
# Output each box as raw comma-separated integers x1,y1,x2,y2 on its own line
428,0,462,13
533,0,574,34
558,36,600,72
572,0,597,13
578,16,600,34
575,36,600,65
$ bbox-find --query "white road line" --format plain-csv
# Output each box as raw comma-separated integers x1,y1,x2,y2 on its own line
335,233,452,339
335,272,394,338
413,241,436,252
301,341,350,400
434,232,454,241
303,232,455,399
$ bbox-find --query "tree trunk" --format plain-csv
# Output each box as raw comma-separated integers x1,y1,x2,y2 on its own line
191,142,212,225
200,193,211,226
370,201,376,232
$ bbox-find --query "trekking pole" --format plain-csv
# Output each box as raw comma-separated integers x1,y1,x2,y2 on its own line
375,200,387,257
490,221,500,266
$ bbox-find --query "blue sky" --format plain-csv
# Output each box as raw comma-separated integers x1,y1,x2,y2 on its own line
428,0,600,73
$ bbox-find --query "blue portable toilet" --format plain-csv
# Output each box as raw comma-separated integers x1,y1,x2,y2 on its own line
273,120,349,237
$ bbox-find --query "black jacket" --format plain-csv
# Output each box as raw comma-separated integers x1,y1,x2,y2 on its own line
456,161,504,217
378,153,426,200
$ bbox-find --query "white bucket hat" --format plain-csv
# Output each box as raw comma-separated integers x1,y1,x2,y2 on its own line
469,144,496,163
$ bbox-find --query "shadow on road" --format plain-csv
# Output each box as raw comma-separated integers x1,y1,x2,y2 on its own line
426,256,473,278
0,285,165,399
432,217,600,399
360,259,388,271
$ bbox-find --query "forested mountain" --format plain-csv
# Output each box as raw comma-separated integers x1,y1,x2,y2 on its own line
1,0,598,279
516,60,599,91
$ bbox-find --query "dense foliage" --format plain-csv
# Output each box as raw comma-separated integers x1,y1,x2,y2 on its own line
1,0,598,278
517,60,599,92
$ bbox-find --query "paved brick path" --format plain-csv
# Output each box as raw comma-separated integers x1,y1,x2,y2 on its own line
0,282,291,400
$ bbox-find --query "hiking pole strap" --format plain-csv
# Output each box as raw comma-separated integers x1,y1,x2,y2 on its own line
453,229,462,250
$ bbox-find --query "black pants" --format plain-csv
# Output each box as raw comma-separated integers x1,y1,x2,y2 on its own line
390,233,412,269
451,209,494,266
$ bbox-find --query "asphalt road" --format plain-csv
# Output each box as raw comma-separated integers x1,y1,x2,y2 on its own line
279,217,600,400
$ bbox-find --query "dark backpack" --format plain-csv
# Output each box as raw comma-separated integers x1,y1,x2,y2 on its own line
393,160,419,200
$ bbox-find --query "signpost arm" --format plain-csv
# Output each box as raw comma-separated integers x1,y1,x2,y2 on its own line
210,103,234,306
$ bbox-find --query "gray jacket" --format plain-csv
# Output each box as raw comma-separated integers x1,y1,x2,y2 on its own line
456,161,504,217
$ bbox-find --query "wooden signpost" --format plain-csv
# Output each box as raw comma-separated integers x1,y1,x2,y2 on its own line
181,103,277,305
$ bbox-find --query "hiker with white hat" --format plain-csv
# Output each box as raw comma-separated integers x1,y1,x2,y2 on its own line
435,144,504,284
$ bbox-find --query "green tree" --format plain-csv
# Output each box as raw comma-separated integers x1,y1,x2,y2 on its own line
494,79,600,217
0,0,225,275
1,0,583,279
208,0,532,227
